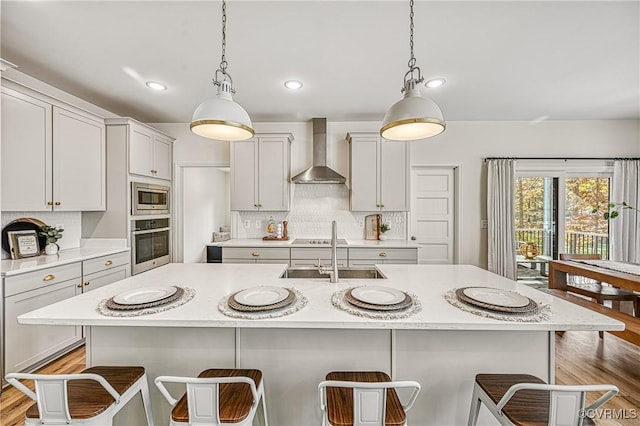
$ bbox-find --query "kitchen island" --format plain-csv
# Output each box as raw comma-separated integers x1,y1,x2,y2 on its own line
19,263,622,425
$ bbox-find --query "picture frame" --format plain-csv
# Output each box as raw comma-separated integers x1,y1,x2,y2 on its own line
7,230,41,259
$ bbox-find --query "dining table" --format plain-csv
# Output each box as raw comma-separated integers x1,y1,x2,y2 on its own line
549,259,640,293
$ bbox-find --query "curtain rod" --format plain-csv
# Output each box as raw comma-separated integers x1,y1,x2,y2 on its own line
483,157,640,162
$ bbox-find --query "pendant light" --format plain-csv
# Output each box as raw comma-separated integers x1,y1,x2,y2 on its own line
380,0,445,141
190,0,254,141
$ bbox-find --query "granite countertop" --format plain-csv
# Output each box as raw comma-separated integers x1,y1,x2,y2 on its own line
1,239,129,277
18,263,623,332
207,238,420,248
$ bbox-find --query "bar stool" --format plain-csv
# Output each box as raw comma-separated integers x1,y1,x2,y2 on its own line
154,368,267,425
468,373,618,425
5,366,154,425
318,371,421,426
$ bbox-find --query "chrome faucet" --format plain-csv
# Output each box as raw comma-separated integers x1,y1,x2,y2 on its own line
318,221,339,283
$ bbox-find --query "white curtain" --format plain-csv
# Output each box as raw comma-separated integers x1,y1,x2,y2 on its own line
487,159,517,279
611,160,640,263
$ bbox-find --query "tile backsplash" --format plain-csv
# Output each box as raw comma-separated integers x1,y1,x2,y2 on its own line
1,211,82,259
233,184,406,240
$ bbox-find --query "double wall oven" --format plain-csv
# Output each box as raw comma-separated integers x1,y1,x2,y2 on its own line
131,182,171,274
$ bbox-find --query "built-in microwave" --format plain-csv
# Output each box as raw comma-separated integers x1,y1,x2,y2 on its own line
132,182,170,215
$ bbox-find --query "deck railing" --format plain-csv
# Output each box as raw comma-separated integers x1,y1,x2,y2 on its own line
516,229,609,260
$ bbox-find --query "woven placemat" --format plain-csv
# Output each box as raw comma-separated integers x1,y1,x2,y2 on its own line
98,287,196,317
345,288,413,311
218,288,307,319
227,288,296,312
455,287,538,314
331,288,421,320
444,289,551,322
105,287,184,311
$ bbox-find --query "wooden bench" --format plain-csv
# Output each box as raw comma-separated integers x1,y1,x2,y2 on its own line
546,289,640,345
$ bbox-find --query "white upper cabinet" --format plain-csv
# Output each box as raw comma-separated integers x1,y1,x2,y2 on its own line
129,122,172,180
346,132,409,212
1,84,105,211
230,133,293,211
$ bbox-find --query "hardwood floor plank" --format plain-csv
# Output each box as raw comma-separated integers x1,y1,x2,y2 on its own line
1,333,639,425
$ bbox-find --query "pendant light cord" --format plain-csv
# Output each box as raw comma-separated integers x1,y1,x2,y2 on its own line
403,0,423,90
220,0,228,75
213,0,234,90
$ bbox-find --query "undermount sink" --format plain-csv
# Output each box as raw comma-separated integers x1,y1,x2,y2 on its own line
280,267,386,279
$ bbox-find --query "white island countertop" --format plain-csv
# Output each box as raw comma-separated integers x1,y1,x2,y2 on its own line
19,263,623,332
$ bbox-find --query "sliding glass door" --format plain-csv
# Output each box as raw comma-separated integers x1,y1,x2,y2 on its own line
515,171,610,282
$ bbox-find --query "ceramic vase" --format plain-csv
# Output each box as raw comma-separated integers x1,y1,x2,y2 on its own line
379,234,388,241
45,243,59,255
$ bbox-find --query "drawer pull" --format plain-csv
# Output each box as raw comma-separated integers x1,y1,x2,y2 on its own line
43,274,55,281
379,252,387,257
105,260,113,266
84,281,90,286
252,252,260,257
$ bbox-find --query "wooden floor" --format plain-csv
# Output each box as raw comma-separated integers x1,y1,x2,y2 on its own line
1,332,639,425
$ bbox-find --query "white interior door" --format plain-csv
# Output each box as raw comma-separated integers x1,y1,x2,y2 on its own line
411,166,456,264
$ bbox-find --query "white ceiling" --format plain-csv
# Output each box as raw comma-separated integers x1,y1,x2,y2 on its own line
1,1,639,124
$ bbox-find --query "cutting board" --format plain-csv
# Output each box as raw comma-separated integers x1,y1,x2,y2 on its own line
364,214,381,240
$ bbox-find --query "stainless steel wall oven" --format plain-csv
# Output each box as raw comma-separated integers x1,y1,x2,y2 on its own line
131,218,170,275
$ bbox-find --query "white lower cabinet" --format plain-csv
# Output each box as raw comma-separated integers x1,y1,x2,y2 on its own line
290,248,348,268
222,247,290,264
347,248,418,267
4,264,82,374
80,251,130,292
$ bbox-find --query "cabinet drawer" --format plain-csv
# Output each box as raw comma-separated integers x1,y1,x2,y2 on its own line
82,266,127,293
83,251,130,276
5,262,82,297
290,247,348,260
223,247,290,260
348,248,418,261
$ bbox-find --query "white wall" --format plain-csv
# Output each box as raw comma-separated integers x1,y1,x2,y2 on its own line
164,119,640,268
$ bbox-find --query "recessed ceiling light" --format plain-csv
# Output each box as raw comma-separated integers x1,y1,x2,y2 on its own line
425,78,446,88
284,80,303,90
145,81,167,91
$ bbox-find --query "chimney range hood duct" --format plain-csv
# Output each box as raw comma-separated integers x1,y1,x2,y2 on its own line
292,118,346,184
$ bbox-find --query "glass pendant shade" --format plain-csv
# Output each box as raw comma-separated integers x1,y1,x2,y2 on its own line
381,86,445,141
190,81,254,141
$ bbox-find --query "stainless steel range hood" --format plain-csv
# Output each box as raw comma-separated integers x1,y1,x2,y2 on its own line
291,118,346,184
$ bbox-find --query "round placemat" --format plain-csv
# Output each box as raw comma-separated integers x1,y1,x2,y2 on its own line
332,288,421,320
218,288,307,319
98,287,195,317
228,288,296,312
455,287,538,314
444,289,551,322
106,286,184,311
345,288,413,311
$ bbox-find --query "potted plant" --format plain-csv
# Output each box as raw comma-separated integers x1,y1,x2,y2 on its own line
40,225,64,255
379,223,390,240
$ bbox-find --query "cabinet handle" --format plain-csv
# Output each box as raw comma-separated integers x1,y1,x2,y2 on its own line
105,260,113,266
380,204,384,208
84,281,90,286
77,283,84,288
55,201,61,206
254,204,258,207
379,252,387,257
376,204,380,207
47,201,53,206
43,274,55,281
251,252,260,257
